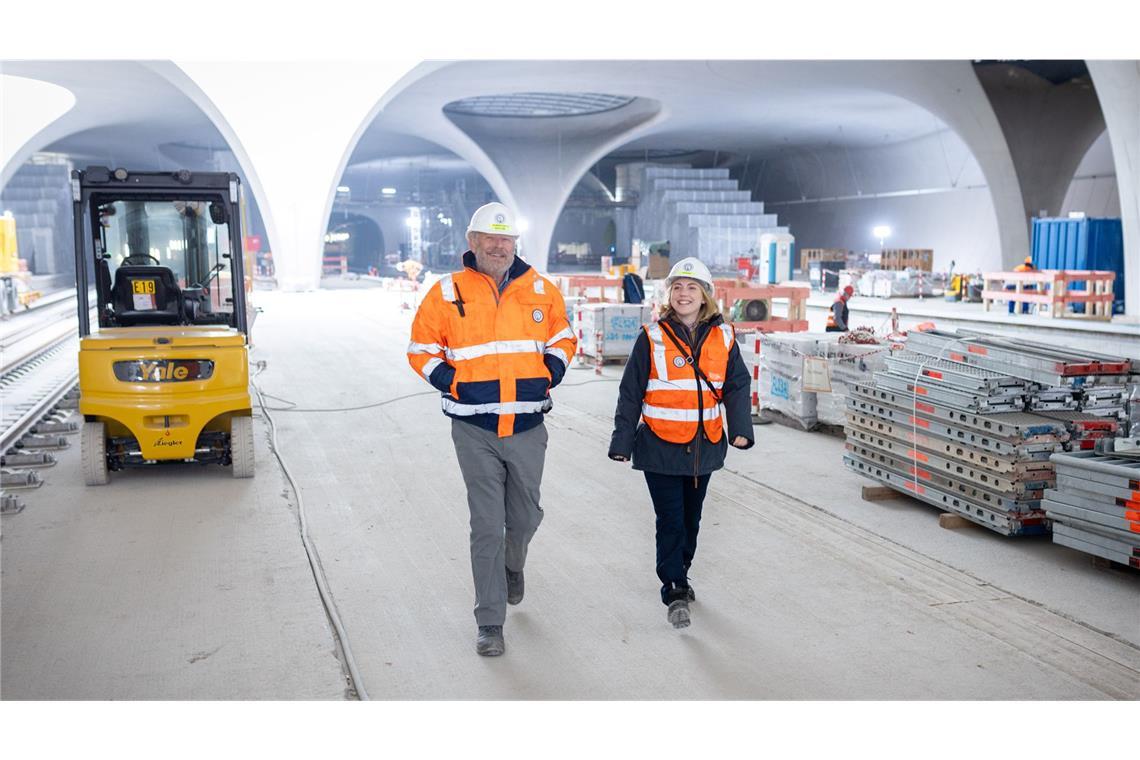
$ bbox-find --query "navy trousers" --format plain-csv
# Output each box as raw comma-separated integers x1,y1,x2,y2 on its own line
643,471,711,604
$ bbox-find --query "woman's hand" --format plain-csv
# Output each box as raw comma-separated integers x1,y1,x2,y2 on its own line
731,436,749,448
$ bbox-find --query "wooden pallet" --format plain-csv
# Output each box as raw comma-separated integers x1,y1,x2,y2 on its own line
981,270,1115,320
879,249,933,272
799,247,847,272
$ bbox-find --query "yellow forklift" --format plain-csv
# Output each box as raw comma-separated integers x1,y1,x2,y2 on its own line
72,166,254,484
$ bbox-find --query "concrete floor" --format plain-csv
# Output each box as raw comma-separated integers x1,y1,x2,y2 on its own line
2,285,1137,699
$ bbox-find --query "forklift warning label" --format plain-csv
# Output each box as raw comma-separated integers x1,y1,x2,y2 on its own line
132,279,157,310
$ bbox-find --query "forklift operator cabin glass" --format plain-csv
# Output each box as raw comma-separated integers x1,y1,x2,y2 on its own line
97,198,236,319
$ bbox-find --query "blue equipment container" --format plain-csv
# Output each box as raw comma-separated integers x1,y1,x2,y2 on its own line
1030,217,1124,314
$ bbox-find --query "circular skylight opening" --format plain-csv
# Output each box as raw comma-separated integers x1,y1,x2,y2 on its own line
444,92,635,118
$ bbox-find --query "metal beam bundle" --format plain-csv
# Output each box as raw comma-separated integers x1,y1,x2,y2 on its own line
903,329,1135,389
841,327,1139,537
1045,451,1140,568
843,386,1056,535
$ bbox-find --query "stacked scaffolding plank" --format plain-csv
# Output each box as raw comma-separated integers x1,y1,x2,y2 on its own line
1046,451,1140,568
843,328,1138,537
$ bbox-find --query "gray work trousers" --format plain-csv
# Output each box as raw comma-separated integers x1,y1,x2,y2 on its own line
450,419,547,626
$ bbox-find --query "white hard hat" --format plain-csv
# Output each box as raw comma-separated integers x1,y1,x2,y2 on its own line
466,202,519,238
666,257,714,292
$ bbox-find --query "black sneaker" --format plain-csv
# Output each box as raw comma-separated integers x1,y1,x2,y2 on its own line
476,625,505,656
667,599,691,629
506,567,524,605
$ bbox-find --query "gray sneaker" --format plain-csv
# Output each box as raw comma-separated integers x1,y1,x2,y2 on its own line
506,567,524,605
476,625,505,656
667,599,691,629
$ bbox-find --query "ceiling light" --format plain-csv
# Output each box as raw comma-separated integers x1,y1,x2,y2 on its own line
382,187,397,196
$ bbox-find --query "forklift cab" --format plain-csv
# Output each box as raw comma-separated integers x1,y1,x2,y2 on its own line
73,166,255,484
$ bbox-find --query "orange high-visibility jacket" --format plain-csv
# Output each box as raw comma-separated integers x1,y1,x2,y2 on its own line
641,320,733,444
408,252,577,437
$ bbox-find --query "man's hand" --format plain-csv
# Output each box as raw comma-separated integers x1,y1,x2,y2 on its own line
609,454,629,462
731,436,749,448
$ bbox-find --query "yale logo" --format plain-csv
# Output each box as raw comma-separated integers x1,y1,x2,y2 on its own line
113,359,213,383
141,361,190,381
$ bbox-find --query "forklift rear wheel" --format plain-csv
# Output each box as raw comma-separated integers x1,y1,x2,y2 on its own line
230,415,255,478
82,421,109,486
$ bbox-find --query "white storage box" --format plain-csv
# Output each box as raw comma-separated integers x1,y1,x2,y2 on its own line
575,303,653,361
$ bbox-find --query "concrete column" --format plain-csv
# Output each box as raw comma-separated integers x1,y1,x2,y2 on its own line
1087,61,1140,319
975,64,1106,230
160,61,422,291
442,99,662,272
614,206,635,260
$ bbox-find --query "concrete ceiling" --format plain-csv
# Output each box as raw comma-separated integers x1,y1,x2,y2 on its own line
351,60,952,171
1,60,229,176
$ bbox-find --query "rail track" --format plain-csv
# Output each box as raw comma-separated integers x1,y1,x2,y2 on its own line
1,291,90,510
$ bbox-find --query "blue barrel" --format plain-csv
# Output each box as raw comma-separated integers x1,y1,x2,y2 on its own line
1031,217,1124,313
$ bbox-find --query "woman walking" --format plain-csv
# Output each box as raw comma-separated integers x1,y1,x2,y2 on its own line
609,257,754,629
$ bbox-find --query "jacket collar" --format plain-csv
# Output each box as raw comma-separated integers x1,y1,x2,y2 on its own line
662,313,723,348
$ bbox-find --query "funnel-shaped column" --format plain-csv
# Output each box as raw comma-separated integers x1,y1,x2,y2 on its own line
443,97,661,271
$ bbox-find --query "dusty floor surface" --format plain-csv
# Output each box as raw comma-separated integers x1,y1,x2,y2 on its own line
2,286,1137,699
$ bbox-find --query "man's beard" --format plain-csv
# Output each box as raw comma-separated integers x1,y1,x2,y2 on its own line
474,252,513,282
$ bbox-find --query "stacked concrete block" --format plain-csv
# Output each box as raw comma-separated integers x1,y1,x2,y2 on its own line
0,161,74,276
626,163,790,270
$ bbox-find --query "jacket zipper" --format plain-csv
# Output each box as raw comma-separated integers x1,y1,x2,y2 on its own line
691,324,709,487
670,320,712,488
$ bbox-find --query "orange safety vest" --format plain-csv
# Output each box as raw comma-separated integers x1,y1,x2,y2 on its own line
641,320,733,444
826,295,849,329
408,254,577,437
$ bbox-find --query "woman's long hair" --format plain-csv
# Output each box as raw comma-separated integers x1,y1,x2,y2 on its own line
658,281,722,325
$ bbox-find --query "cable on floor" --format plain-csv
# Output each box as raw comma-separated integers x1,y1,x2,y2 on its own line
250,359,370,700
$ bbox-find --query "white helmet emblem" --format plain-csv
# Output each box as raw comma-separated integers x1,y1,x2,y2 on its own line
495,213,505,224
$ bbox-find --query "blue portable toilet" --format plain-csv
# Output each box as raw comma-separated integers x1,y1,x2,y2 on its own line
1030,217,1124,313
758,232,795,284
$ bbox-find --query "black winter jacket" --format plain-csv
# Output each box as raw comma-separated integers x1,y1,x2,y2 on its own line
608,315,755,476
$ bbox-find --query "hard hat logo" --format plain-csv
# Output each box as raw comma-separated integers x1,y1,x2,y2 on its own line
467,202,519,238
666,257,714,292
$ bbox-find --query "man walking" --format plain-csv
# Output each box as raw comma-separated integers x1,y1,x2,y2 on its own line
407,202,577,656
826,284,854,332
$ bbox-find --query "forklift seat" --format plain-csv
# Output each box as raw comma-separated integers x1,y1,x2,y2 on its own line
111,265,183,326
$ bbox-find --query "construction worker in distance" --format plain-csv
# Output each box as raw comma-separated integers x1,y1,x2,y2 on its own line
407,202,577,657
1008,255,1036,314
608,257,754,630
826,284,855,332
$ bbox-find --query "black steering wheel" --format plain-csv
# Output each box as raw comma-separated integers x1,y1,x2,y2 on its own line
123,253,160,266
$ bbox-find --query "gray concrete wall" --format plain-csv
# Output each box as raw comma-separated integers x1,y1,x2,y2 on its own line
757,131,997,273
772,186,1000,274
1087,61,1140,318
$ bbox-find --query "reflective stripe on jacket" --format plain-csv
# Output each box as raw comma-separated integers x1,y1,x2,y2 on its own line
407,251,577,437
641,320,733,444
